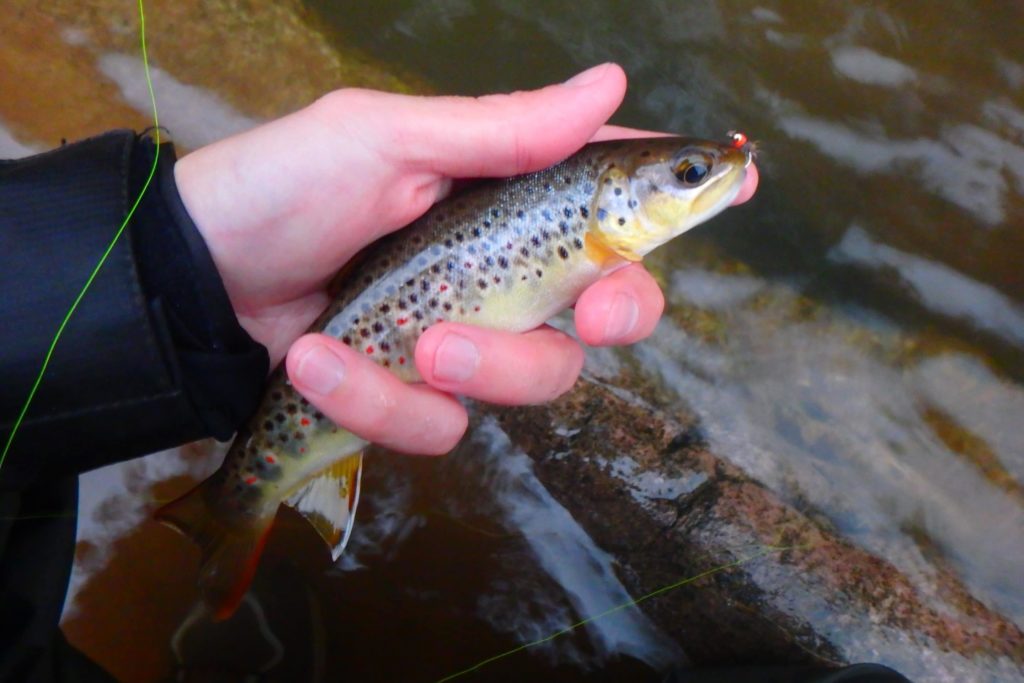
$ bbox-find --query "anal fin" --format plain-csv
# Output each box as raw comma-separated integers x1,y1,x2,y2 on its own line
283,452,363,560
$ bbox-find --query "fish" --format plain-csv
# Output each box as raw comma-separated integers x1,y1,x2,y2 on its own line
157,134,755,620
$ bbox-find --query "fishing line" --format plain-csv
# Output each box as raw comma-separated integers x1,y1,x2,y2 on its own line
0,0,160,472
433,544,801,683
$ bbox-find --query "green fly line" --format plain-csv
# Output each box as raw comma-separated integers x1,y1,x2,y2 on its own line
0,0,160,473
433,544,800,683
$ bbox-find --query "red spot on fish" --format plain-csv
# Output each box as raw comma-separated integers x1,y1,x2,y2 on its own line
398,356,406,365
300,447,306,453
366,346,374,355
397,318,408,326
265,454,276,464
300,418,310,427
439,284,448,292
245,476,257,485
436,318,443,323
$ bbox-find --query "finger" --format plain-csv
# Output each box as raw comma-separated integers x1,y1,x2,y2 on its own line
590,124,669,141
374,63,628,178
415,324,584,405
733,162,759,205
574,263,665,346
287,334,468,455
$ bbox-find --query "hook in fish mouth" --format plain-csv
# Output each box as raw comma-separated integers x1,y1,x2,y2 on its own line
726,130,758,166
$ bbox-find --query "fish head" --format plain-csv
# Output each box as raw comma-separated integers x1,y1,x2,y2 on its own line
588,136,751,262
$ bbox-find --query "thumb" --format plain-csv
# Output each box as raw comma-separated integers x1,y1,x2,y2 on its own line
367,63,628,178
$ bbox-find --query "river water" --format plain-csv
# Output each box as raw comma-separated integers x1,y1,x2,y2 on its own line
2,1,1022,681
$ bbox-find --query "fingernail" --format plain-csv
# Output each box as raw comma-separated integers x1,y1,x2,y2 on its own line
563,63,610,88
295,345,346,395
433,333,480,383
603,293,640,343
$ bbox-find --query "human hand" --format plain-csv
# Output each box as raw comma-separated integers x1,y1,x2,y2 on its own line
174,63,758,455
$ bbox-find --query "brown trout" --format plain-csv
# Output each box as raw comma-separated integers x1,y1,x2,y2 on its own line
158,134,755,619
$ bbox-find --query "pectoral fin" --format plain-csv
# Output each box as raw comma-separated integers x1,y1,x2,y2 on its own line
283,452,363,560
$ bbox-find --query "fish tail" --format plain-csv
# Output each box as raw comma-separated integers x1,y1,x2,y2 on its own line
155,481,274,621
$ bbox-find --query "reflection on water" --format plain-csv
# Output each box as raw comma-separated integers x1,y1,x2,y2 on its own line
648,267,1024,627
830,226,1024,346
0,0,1020,680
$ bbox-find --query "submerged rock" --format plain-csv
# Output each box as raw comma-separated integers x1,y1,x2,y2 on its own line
479,372,1024,681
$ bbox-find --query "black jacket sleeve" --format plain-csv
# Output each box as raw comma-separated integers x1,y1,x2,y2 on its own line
0,130,268,682
0,130,268,487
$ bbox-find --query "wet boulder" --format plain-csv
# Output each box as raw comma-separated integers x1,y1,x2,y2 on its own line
478,373,1024,681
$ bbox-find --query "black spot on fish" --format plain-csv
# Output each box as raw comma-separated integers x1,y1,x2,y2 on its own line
563,175,572,184
516,210,525,219
397,300,407,311
279,434,289,443
521,275,528,281
580,206,589,218
405,279,415,288
294,431,304,440
628,199,638,209
445,239,454,248
544,183,552,191
497,256,509,269
447,261,456,271
455,232,465,242
275,413,285,424
409,293,419,304
618,217,626,226
614,187,622,196
477,279,487,289
493,275,501,284
372,322,384,333
380,304,391,314
360,328,370,338
314,411,324,420
520,247,530,257
640,150,651,157
541,230,551,241
483,220,491,228
558,245,569,259
535,269,543,278
429,298,439,308
485,256,495,267
411,235,422,245
286,403,297,414
263,420,274,431
491,209,501,218
573,237,584,250
413,310,424,320
380,342,391,352
472,227,481,237
443,301,452,311
431,264,441,275
604,178,612,185
563,206,573,219
531,236,541,247
559,221,570,235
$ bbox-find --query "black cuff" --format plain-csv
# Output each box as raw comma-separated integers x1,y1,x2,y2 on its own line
0,130,268,488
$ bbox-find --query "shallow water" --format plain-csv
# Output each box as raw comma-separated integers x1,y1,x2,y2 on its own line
2,1,1022,681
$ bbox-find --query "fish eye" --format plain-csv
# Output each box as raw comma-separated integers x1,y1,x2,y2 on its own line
673,154,713,187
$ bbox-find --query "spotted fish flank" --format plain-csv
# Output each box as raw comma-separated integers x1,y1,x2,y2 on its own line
156,135,754,620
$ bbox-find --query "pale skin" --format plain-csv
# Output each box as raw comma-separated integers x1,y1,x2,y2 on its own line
174,63,759,456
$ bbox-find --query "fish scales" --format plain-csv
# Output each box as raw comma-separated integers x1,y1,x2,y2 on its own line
156,136,753,619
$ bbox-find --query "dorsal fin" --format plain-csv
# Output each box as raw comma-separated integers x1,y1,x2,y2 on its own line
283,452,364,559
